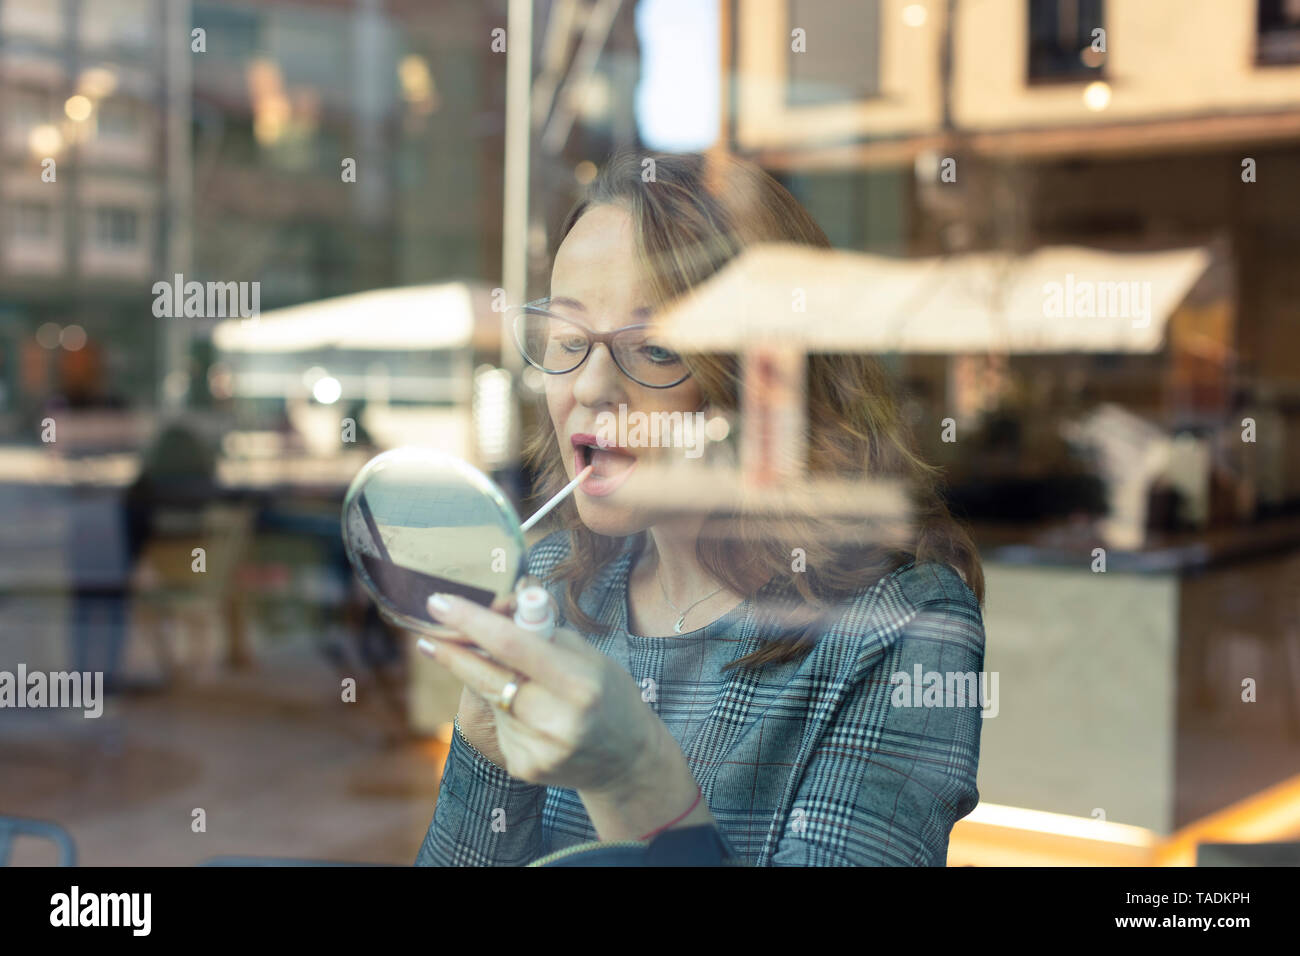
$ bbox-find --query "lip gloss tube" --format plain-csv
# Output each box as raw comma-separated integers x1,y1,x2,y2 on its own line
514,585,556,642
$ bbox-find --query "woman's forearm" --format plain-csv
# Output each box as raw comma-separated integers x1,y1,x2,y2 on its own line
577,729,715,841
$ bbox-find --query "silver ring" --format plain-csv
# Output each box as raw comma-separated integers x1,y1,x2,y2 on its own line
496,678,522,715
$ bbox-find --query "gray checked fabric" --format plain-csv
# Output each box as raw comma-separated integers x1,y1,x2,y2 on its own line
416,528,986,866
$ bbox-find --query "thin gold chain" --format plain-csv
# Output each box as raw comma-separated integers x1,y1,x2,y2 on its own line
655,562,725,632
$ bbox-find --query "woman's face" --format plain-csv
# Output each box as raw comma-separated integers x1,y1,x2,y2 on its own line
545,203,706,537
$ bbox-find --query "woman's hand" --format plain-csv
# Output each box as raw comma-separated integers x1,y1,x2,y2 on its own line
418,582,670,798
436,581,534,769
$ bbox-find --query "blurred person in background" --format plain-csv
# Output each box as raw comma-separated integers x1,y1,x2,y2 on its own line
64,422,214,693
413,150,987,866
124,421,220,563
115,422,220,684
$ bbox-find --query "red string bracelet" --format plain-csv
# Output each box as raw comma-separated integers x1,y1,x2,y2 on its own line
637,784,703,842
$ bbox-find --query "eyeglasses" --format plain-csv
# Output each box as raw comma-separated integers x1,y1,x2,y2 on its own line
509,298,692,389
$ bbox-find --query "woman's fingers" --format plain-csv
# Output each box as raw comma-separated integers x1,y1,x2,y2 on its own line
417,622,467,639
383,601,464,641
547,622,588,654
420,593,514,645
426,592,583,691
419,638,566,738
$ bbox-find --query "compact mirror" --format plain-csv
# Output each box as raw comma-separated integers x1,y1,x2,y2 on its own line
341,447,527,634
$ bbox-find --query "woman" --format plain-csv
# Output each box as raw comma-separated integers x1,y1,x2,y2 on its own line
414,149,986,866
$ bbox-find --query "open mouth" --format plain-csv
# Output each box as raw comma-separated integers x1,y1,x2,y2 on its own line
571,433,638,497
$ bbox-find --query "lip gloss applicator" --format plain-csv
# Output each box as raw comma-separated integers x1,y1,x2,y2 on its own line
505,463,593,641
519,463,593,533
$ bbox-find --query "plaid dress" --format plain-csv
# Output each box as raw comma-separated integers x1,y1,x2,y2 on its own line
416,529,986,866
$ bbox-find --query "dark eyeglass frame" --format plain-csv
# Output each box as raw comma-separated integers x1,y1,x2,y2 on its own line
510,297,692,389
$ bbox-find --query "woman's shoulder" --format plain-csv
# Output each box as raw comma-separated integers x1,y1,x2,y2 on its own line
826,558,980,617
888,559,981,614
819,559,984,665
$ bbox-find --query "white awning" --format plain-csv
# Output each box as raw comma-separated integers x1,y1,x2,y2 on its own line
212,282,475,353
653,243,1213,354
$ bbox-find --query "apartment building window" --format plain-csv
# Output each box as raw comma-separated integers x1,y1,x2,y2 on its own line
94,207,139,248
8,201,53,239
1028,0,1106,82
1,0,63,43
97,98,140,139
1258,0,1300,64
194,3,261,60
786,0,880,106
9,88,52,131
81,0,153,51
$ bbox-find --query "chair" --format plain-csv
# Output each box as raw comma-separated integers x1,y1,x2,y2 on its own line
0,816,77,866
130,501,255,681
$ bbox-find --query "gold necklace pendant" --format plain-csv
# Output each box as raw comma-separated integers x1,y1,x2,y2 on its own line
652,557,723,636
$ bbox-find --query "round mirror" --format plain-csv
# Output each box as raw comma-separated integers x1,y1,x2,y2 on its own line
341,447,527,634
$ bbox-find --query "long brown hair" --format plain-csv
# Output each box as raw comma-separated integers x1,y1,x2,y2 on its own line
522,149,983,671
